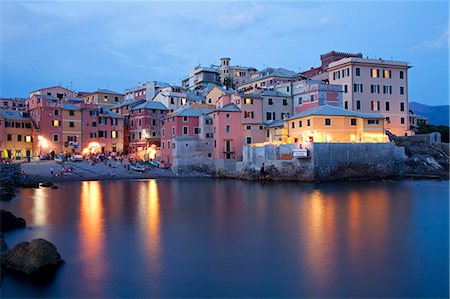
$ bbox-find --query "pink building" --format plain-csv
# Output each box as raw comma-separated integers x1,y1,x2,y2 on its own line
0,98,27,110
231,93,266,145
160,107,213,168
289,80,342,113
111,99,145,153
29,86,76,100
128,101,168,152
208,103,242,160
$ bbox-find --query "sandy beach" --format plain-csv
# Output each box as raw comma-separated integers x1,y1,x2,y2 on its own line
18,160,193,183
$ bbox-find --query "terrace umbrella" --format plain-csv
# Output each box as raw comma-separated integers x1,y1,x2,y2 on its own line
3,149,8,159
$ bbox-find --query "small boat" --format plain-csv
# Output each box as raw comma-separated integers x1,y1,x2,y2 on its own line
149,161,159,168
130,163,146,172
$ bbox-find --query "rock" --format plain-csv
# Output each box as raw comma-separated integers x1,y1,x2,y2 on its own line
0,210,26,232
40,182,53,188
50,185,58,189
0,238,63,276
0,234,8,253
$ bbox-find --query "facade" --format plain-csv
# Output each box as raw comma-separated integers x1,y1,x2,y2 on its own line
124,81,169,102
259,90,292,122
0,110,33,160
301,51,363,78
182,66,221,90
327,57,411,136
409,110,428,131
82,89,124,107
160,107,213,167
0,98,27,110
204,84,232,105
152,86,188,113
29,86,76,100
284,105,386,143
237,67,302,93
61,103,82,153
284,80,343,114
231,93,266,145
218,57,257,88
111,99,145,152
128,101,169,152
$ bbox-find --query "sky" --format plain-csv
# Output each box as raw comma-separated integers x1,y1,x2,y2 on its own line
0,1,448,106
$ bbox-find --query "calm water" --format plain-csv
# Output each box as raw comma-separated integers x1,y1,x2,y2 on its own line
1,179,448,298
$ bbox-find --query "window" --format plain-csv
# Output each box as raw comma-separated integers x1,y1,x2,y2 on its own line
385,117,391,123
344,101,348,109
383,85,392,94
244,111,254,118
401,117,405,124
383,70,391,78
287,86,290,93
183,126,188,135
259,125,263,130
214,140,216,148
114,96,119,102
371,68,379,78
307,119,311,126
246,125,251,130
99,131,107,138
90,132,97,138
385,101,390,111
172,127,175,136
266,112,273,121
400,71,404,79
226,125,230,133
355,67,360,76
53,120,59,127
325,118,331,126
291,122,295,129
104,96,109,102
344,84,348,93
310,95,314,102
226,114,230,118
69,110,75,116
245,98,253,105
268,98,273,105
246,137,252,144
356,100,361,110
5,122,12,128
53,134,59,142
367,120,379,125
7,134,12,141
298,97,302,105
54,109,59,116
138,119,142,127
370,85,380,94
400,102,405,111
168,141,171,149
139,132,142,140
25,136,32,143
170,97,174,105
152,119,156,126
400,86,405,95
371,101,380,111
162,128,165,137
299,120,303,127
162,142,165,150
353,84,363,93
172,142,175,149
194,127,200,134
282,99,288,106
183,116,188,122
351,118,357,126
15,122,20,128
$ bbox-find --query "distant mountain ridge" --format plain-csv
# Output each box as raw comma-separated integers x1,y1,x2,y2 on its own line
409,102,449,126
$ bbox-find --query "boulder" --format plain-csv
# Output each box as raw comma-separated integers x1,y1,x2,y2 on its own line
0,210,26,232
40,182,53,188
19,181,40,188
0,234,8,253
0,238,63,276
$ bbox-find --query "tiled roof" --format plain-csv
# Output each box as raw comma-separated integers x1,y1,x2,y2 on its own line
65,97,84,102
85,89,124,96
34,94,59,101
288,105,385,120
260,90,290,97
216,103,241,113
265,119,284,128
0,110,30,121
131,101,169,111
61,103,80,111
111,99,145,109
98,107,123,119
168,107,214,117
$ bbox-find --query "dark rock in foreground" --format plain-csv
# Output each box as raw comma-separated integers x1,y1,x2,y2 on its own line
0,210,26,232
1,238,63,276
40,182,53,188
0,234,8,253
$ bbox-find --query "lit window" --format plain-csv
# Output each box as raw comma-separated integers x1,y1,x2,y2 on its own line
53,120,59,127
371,69,379,78
245,98,253,105
111,131,117,138
25,136,32,142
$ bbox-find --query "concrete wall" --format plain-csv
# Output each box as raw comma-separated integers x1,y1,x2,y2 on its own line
171,136,213,172
395,132,441,145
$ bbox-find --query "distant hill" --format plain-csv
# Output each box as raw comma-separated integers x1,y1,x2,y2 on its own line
409,102,449,126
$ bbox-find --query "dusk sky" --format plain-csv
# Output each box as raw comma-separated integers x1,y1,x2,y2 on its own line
1,1,448,106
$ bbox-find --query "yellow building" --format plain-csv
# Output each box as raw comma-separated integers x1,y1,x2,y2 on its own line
0,110,33,160
281,105,387,143
61,103,82,153
205,84,232,105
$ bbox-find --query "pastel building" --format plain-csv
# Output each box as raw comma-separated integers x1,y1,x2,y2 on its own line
231,93,266,145
0,110,33,160
327,56,411,136
301,51,363,78
160,107,213,168
182,66,221,90
29,86,76,100
128,101,169,152
204,84,233,105
111,99,146,152
218,57,257,88
124,81,169,102
237,67,302,93
259,90,292,122
28,94,63,155
285,80,343,114
152,86,188,113
284,105,387,143
0,98,27,110
61,103,82,153
82,89,124,107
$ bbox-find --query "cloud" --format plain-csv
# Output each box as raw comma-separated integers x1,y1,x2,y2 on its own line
410,29,449,52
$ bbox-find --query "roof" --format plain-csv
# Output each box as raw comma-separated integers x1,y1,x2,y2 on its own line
265,119,284,128
185,91,205,101
65,97,84,102
131,101,169,111
167,107,214,118
34,94,59,101
61,103,80,111
288,105,385,120
98,107,123,119
0,110,31,121
194,66,220,74
260,90,290,97
216,103,241,113
30,85,73,93
84,89,124,96
234,92,262,99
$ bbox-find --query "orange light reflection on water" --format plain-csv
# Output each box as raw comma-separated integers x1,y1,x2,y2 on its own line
79,181,106,282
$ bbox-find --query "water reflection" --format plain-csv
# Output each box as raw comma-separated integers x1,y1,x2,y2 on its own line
32,188,48,226
79,181,106,283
